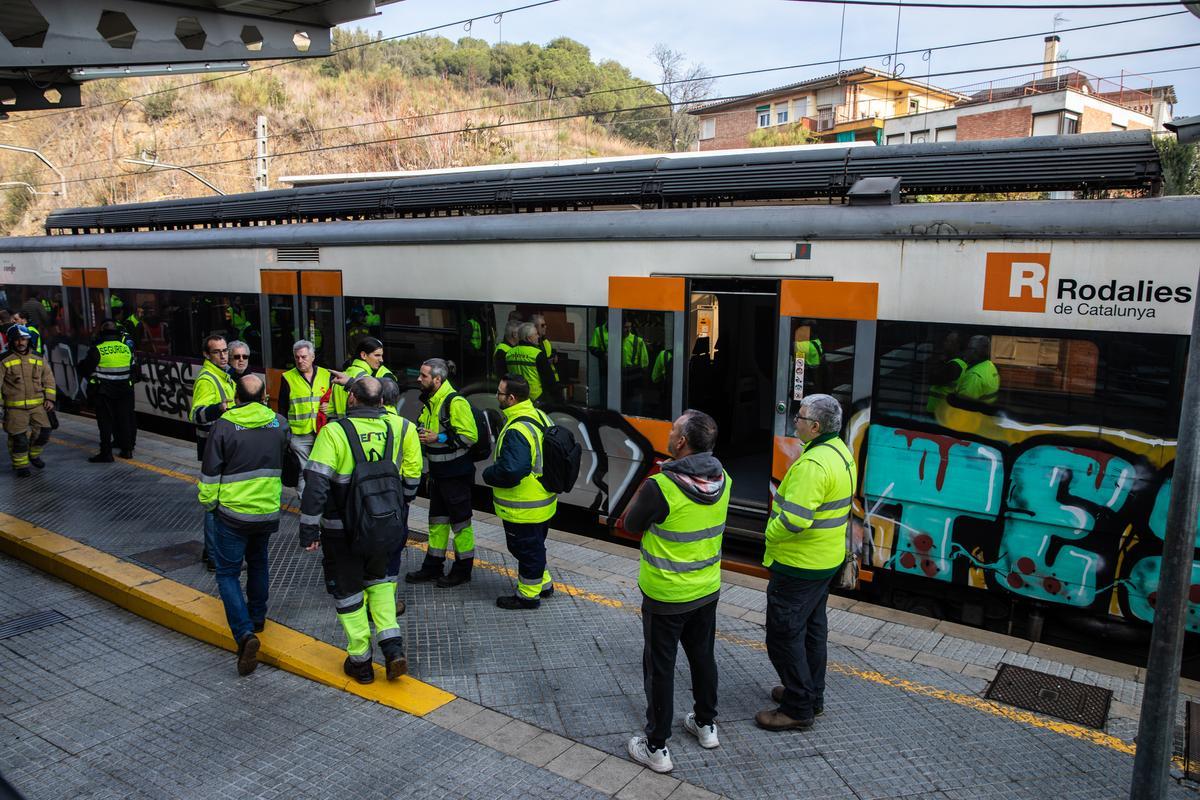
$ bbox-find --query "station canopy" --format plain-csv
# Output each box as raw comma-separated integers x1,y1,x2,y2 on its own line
0,0,401,114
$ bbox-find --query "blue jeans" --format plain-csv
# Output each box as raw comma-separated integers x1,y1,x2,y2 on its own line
765,570,833,720
209,514,270,642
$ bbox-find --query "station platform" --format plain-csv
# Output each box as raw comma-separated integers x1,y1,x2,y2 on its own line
2,414,1198,799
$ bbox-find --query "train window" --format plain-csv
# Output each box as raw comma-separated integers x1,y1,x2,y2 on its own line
493,304,592,406
192,293,262,368
620,311,673,418
267,294,298,370
787,317,856,430
584,307,609,409
873,322,1185,436
305,296,336,369
2,285,59,335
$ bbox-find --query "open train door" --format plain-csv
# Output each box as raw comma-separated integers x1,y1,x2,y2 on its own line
773,278,878,518
259,269,343,408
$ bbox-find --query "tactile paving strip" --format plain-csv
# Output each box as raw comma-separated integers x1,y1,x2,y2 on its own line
985,663,1112,729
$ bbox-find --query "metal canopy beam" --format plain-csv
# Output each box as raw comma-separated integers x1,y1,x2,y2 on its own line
0,79,80,111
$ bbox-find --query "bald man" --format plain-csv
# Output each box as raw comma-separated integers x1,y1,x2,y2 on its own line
198,374,290,676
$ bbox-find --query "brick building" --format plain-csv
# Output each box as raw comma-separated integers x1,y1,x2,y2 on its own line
688,67,967,150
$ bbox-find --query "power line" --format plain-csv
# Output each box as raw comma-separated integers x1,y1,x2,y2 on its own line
787,0,1184,8
41,10,1186,171
23,38,1200,191
0,0,563,127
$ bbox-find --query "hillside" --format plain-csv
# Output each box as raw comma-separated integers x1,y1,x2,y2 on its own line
0,34,673,236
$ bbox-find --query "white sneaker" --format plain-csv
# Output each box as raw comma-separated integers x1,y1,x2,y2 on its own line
627,736,673,773
684,713,720,749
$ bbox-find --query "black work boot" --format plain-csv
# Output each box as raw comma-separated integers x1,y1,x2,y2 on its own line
343,656,375,684
88,452,114,463
15,467,30,477
405,563,443,583
118,450,133,459
496,594,540,611
28,456,44,469
436,559,473,588
384,647,408,680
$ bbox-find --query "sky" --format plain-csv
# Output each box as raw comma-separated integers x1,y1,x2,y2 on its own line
356,0,1200,116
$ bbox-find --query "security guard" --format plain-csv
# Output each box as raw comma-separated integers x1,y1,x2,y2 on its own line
406,358,478,588
0,325,55,476
493,320,521,380
197,375,290,676
277,339,332,498
299,376,422,684
79,319,137,463
623,410,730,773
192,334,236,571
504,323,557,404
330,336,397,419
956,334,1000,404
483,374,556,610
758,394,856,732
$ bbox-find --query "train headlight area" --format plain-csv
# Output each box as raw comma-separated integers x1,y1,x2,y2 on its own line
3,129,1199,679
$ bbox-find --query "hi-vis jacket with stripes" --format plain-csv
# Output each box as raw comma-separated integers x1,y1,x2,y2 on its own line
197,402,291,533
764,433,857,576
0,349,55,411
418,379,477,478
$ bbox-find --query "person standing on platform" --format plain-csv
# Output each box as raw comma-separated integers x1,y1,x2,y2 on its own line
197,375,289,676
406,358,478,588
757,394,856,732
505,323,557,405
227,341,252,381
9,310,43,356
192,334,236,571
494,320,521,381
483,374,556,610
0,325,55,477
330,337,398,419
624,410,729,773
299,377,421,683
78,319,137,463
277,339,331,499
381,377,421,597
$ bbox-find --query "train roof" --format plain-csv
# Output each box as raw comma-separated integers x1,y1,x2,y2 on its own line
44,132,1162,235
10,195,1200,253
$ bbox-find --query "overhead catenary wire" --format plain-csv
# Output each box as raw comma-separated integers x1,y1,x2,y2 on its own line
39,10,1188,172
786,0,1187,8
0,0,564,127
21,38,1200,192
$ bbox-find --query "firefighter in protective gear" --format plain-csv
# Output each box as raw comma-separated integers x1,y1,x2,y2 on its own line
197,375,290,676
330,337,397,419
483,374,556,610
9,311,42,356
299,376,422,684
192,334,236,571
79,319,137,462
758,393,856,732
0,325,55,476
406,358,479,588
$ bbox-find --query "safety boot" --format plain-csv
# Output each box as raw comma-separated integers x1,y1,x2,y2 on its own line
436,562,472,588
28,456,44,469
343,657,375,684
15,468,30,477
88,452,114,463
496,594,540,610
405,564,442,584
385,651,408,680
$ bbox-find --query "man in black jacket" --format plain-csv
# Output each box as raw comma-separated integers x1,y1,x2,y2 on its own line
78,319,138,462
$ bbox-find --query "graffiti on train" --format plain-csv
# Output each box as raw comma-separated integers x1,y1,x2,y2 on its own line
137,356,196,418
861,418,1194,630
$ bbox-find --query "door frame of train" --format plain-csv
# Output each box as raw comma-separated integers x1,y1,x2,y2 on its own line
772,279,879,483
260,269,343,406
607,276,686,452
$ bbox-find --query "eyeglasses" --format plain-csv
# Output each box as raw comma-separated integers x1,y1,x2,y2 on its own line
208,348,228,356
496,390,512,398
794,415,817,424
230,354,249,361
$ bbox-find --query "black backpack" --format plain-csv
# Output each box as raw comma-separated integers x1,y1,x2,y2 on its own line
439,391,494,462
519,415,581,494
338,418,408,557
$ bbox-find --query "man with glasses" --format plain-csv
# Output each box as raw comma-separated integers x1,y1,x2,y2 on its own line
227,341,252,382
757,394,856,732
192,333,236,571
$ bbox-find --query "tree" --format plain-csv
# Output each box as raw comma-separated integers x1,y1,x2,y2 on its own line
1155,135,1200,196
650,44,714,152
748,123,821,148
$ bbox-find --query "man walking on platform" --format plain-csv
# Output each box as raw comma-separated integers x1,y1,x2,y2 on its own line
277,339,331,497
299,377,422,683
758,394,856,732
623,410,729,773
0,325,55,476
79,319,137,463
197,375,289,676
192,334,236,571
406,358,479,588
483,374,556,610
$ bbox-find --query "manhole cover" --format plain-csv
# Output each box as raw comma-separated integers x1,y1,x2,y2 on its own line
0,610,69,639
985,663,1112,728
130,541,204,572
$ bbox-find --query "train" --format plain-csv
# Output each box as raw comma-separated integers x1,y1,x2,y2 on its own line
3,133,1196,662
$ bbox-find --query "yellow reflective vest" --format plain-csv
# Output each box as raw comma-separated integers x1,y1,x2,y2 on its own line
490,400,557,524
765,434,856,576
639,472,730,604
282,366,332,435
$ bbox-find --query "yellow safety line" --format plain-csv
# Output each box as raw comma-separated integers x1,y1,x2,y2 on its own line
46,431,1157,762
0,512,453,716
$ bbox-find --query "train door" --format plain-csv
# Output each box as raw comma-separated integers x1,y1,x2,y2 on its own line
60,267,108,344
259,269,343,406
773,278,878,502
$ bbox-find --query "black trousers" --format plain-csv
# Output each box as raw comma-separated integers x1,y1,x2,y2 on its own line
642,598,719,748
765,571,833,720
93,389,136,455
